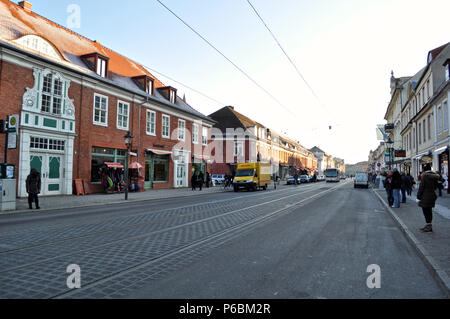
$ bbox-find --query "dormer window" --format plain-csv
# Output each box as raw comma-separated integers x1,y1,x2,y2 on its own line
97,57,107,77
444,59,450,81
158,86,177,104
81,53,110,78
132,75,154,95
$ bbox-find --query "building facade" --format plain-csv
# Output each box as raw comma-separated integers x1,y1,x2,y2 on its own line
0,0,214,197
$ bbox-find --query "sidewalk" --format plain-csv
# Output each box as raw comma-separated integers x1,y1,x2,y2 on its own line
372,186,450,297
5,185,233,215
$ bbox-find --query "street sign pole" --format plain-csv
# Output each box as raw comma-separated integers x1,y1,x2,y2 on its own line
4,116,8,163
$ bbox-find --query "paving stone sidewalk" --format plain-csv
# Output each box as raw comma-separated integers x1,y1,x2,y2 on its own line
7,185,234,213
373,186,450,297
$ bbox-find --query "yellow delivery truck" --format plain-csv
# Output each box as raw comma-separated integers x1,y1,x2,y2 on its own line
233,162,271,192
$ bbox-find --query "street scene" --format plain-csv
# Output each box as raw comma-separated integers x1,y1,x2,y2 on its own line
0,0,449,302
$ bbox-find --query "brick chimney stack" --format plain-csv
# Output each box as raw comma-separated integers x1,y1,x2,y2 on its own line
18,1,32,12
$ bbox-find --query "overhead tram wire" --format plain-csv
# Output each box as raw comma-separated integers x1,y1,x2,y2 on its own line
155,0,299,120
142,64,226,107
246,0,336,129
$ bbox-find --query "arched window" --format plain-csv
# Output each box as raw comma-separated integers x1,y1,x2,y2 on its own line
41,73,63,115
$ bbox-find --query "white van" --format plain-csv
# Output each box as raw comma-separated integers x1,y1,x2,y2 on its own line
354,173,369,189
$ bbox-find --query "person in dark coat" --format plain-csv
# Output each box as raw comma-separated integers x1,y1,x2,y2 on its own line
384,172,393,207
400,172,408,203
26,168,41,209
191,172,197,191
406,173,414,196
205,172,211,188
391,169,402,208
417,163,439,233
198,172,205,191
437,173,444,197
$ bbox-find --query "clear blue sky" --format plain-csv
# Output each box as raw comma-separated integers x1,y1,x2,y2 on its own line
25,0,450,164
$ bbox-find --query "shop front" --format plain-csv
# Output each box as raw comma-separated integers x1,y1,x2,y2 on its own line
435,146,449,193
173,150,190,188
145,149,172,189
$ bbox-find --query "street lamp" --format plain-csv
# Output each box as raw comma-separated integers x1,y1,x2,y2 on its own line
124,131,133,200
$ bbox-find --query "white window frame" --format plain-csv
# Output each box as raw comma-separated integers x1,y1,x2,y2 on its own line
202,127,208,146
234,141,243,157
169,90,176,104
116,100,130,131
162,114,170,139
192,123,199,144
41,72,64,115
438,105,442,133
444,100,449,132
146,110,156,136
97,57,107,77
93,93,108,127
178,119,186,141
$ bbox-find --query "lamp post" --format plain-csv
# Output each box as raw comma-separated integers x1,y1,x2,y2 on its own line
124,131,133,200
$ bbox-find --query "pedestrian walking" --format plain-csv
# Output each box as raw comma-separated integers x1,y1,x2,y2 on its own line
191,172,197,191
198,172,205,191
205,172,211,188
26,168,41,210
406,173,414,196
437,173,444,197
391,169,402,208
384,172,394,207
401,172,408,203
417,163,440,233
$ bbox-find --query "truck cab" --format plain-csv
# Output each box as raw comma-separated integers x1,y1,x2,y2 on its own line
233,163,271,192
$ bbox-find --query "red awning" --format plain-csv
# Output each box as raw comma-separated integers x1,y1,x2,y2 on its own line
104,162,124,169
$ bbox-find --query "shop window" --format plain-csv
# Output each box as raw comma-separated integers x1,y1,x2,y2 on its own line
153,155,169,182
91,147,126,183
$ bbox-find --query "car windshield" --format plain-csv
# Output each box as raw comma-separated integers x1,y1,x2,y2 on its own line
356,174,367,180
236,169,255,177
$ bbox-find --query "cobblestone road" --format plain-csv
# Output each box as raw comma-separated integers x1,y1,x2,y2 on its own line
0,182,341,299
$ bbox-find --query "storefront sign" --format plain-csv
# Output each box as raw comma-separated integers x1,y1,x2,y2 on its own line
395,150,406,158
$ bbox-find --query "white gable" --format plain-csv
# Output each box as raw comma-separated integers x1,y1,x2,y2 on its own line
13,35,63,60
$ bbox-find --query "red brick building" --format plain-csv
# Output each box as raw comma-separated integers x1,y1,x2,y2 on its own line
0,0,214,197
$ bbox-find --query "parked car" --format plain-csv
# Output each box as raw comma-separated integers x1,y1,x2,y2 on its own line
354,173,369,189
317,175,325,182
340,175,347,180
299,175,309,183
211,174,225,186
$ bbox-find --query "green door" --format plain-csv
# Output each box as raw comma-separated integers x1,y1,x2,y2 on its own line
47,156,61,192
30,155,43,173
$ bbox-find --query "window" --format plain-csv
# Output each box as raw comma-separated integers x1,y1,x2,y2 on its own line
169,90,176,104
409,132,412,151
97,57,107,77
423,119,426,142
444,100,449,131
147,80,154,95
428,115,431,140
438,105,442,133
91,147,126,183
418,123,422,144
162,115,170,138
426,80,430,100
117,101,129,130
30,137,65,151
192,123,199,144
146,110,156,135
413,128,416,148
178,119,185,141
446,65,450,81
41,73,63,115
234,141,243,156
418,92,421,108
93,94,108,126
202,127,208,146
153,155,169,182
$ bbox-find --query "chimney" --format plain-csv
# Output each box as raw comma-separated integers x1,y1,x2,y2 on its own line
18,1,32,12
